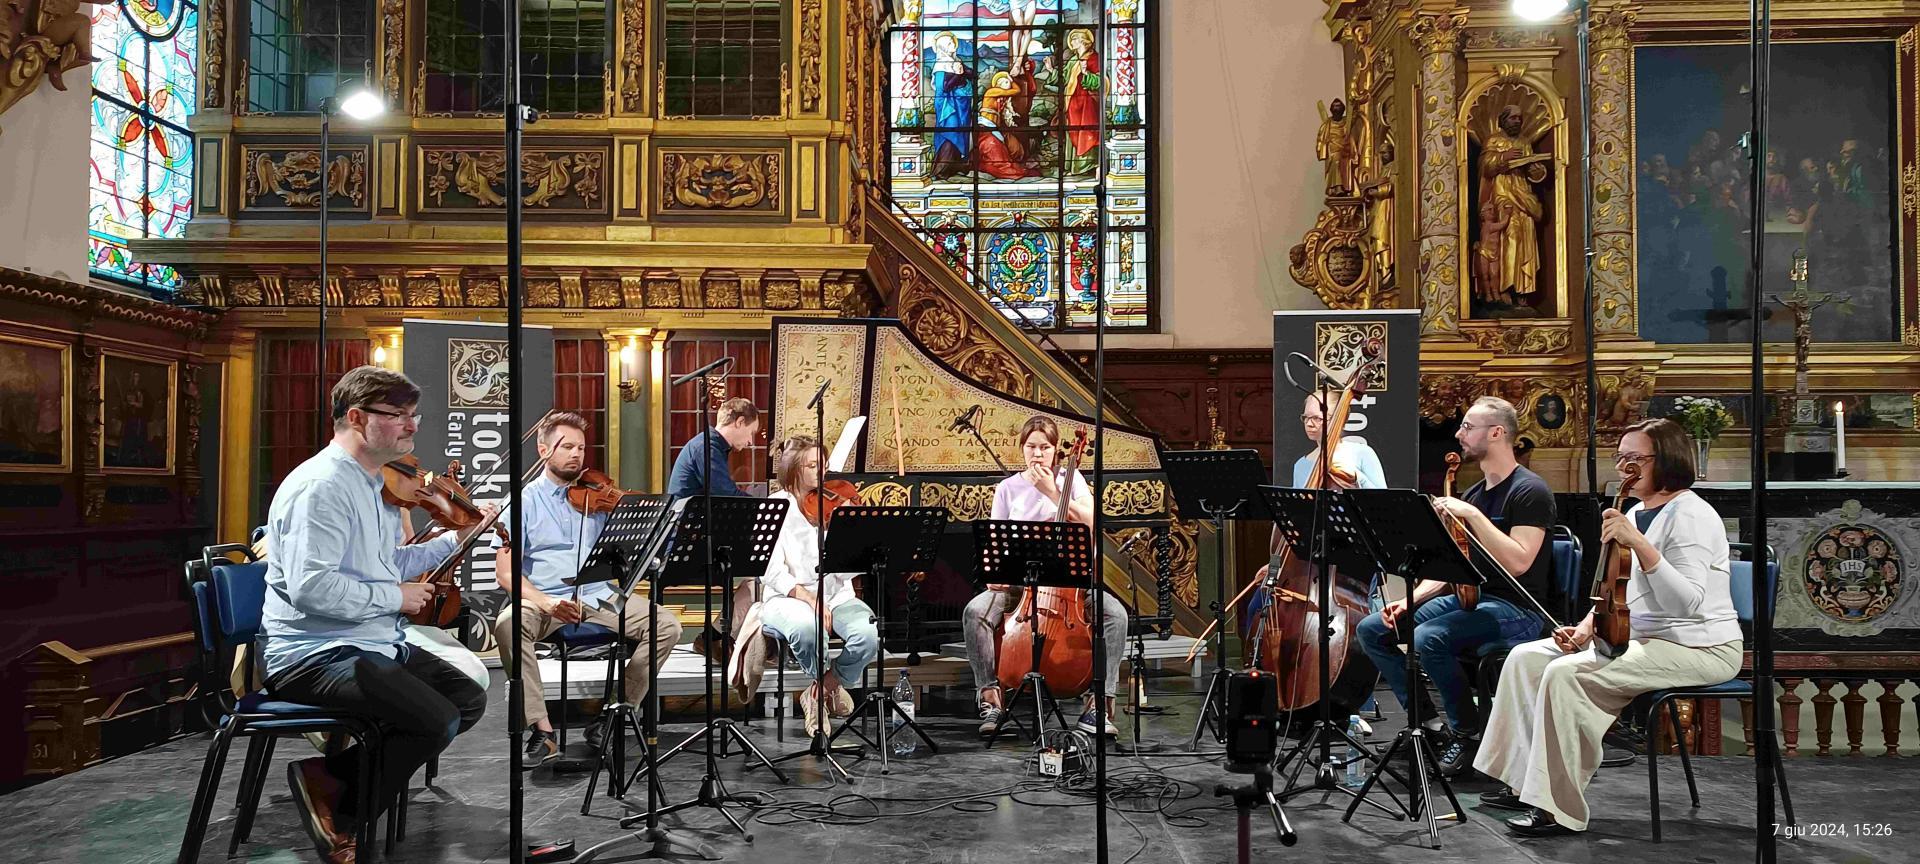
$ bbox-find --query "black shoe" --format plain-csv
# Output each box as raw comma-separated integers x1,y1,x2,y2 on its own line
1506,807,1576,837
1479,786,1527,811
1600,745,1636,768
1436,733,1479,777
523,727,559,768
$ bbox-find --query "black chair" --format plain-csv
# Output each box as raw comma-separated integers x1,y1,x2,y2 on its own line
545,621,623,747
1643,543,1793,842
178,546,395,863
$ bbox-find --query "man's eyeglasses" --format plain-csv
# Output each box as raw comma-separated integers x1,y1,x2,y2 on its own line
1458,422,1490,433
360,406,422,423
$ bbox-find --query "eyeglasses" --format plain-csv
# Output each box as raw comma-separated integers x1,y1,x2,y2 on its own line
360,406,421,423
1300,415,1324,423
1613,452,1652,464
1458,422,1490,433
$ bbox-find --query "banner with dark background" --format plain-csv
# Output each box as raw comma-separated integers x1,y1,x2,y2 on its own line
1272,310,1420,488
403,320,553,628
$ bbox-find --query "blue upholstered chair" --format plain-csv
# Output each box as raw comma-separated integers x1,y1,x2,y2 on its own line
178,545,395,863
1642,543,1793,841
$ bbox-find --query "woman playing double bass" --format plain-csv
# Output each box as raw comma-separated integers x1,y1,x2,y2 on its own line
1473,418,1742,837
962,415,1129,738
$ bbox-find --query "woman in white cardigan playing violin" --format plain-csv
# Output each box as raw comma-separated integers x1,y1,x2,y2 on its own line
1473,417,1743,837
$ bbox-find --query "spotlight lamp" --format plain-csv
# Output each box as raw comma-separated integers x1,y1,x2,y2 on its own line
1513,0,1573,22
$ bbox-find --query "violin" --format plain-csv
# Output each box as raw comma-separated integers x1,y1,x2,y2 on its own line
1590,461,1640,658
996,428,1097,696
801,478,862,527
1441,452,1480,611
382,455,486,531
567,467,632,515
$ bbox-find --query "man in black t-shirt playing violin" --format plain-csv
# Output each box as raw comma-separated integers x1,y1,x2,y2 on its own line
1356,396,1553,778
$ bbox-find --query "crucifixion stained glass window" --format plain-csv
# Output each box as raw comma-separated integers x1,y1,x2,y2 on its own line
886,0,1153,330
88,0,198,292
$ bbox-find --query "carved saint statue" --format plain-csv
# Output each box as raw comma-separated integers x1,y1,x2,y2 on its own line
1316,98,1357,196
1472,106,1551,307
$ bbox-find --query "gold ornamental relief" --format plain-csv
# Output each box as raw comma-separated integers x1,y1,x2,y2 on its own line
798,0,823,113
421,147,609,212
620,0,646,113
660,151,782,212
379,0,404,105
241,147,369,211
1100,479,1167,518
921,482,996,522
1288,199,1378,309
1460,321,1572,355
204,0,226,108
856,480,912,508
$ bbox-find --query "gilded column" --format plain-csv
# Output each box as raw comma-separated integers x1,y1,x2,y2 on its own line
1589,4,1640,339
211,329,258,544
647,330,671,492
1413,8,1469,338
603,334,625,483
378,0,406,109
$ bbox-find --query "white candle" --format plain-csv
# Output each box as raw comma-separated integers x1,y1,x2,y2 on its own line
1833,401,1847,475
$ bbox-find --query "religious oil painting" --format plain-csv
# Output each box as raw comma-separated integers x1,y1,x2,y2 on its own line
0,334,72,472
99,351,177,474
1634,42,1899,345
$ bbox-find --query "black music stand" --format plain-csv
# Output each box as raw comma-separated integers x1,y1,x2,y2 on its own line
816,505,950,773
1337,487,1493,849
567,493,669,810
628,495,788,837
1259,485,1404,819
1160,449,1271,751
973,518,1097,747
568,496,722,863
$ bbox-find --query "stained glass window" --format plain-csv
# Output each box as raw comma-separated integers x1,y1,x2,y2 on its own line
89,0,199,292
886,0,1153,330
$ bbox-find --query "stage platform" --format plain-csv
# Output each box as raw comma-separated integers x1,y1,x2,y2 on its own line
4,673,1898,864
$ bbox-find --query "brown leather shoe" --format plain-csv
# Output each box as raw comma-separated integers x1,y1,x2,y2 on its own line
287,757,357,863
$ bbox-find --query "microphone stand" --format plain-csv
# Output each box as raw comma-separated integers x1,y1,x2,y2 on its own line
765,378,860,781
955,411,1008,474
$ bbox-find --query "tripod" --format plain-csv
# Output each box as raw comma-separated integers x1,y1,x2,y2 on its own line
1336,488,1502,849
823,507,950,773
1216,764,1298,863
631,494,792,839
1159,449,1269,752
1259,485,1402,817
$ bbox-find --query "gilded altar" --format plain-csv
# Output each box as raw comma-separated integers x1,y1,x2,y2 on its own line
1309,1,1920,483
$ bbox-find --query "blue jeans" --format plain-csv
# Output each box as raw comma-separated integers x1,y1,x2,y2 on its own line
759,596,879,686
1355,592,1542,734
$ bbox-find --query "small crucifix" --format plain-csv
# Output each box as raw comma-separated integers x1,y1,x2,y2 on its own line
1768,249,1849,398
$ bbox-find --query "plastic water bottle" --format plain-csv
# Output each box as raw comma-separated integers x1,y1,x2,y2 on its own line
1343,714,1368,788
891,670,918,757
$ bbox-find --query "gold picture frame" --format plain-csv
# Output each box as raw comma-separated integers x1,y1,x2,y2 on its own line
0,332,72,473
98,350,178,475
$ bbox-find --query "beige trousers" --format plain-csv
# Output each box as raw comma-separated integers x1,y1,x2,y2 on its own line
492,597,684,728
1473,636,1742,831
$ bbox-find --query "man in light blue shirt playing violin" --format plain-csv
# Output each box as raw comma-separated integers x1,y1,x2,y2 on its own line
262,366,494,864
490,411,682,767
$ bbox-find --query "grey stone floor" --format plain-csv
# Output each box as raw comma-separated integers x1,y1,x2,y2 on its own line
2,674,1906,864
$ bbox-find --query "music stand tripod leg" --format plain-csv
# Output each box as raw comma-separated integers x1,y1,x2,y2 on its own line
1190,505,1234,751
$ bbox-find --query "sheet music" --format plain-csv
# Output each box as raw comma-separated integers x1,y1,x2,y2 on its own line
828,415,866,472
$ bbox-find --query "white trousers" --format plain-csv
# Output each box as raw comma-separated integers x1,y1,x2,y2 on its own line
1472,636,1741,830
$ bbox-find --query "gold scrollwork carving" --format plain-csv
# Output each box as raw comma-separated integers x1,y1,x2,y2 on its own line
242,148,367,210
1460,321,1572,355
1289,199,1380,309
422,148,608,211
404,277,441,306
1905,320,1919,347
379,0,403,104
855,480,912,508
894,262,1034,399
1100,479,1166,518
205,0,226,108
1160,516,1201,611
1589,4,1638,53
798,0,823,113
527,279,562,307
464,277,502,307
660,151,782,212
620,0,645,112
921,481,996,522
586,278,622,308
1419,374,1479,425
346,278,381,306
0,0,99,126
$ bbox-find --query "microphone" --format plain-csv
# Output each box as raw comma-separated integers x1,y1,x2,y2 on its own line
1117,531,1148,554
1285,352,1348,391
806,378,830,409
947,404,982,433
669,355,734,387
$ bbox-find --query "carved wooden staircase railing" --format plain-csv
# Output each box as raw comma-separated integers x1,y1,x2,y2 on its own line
862,192,1210,640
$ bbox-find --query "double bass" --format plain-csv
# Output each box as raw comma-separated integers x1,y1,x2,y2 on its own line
995,429,1097,696
1244,344,1385,717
